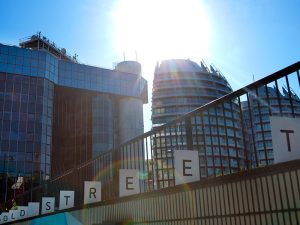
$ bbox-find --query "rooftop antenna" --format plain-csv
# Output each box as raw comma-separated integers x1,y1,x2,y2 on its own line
123,52,126,61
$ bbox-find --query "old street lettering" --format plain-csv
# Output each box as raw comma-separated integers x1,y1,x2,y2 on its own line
119,169,140,197
84,181,102,204
1,160,199,224
174,150,200,185
271,117,300,163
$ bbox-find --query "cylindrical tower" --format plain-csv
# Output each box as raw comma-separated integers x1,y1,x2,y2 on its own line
151,59,245,186
115,61,144,144
115,60,141,76
118,97,144,144
243,86,300,166
152,59,232,125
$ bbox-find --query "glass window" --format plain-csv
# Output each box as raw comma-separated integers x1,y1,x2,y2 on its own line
9,47,17,55
18,142,26,152
10,121,19,130
5,82,13,92
26,142,34,152
0,45,9,54
24,162,32,173
36,86,43,96
4,101,12,111
0,55,8,64
21,83,29,94
12,102,20,112
36,104,43,114
20,103,28,113
1,140,9,149
14,82,21,92
27,122,35,132
29,86,36,95
3,121,11,131
46,155,50,164
28,104,35,113
0,82,5,91
28,113,35,121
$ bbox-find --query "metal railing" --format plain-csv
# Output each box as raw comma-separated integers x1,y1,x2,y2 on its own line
12,159,300,225
11,61,300,206
19,32,78,63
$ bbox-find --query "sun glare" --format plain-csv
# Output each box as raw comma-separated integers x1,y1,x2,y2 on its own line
112,0,211,63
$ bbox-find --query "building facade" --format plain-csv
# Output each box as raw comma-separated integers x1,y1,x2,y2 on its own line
151,59,246,188
152,59,232,125
0,34,147,202
242,86,300,166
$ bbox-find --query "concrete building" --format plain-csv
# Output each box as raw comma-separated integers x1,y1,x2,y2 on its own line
0,33,147,202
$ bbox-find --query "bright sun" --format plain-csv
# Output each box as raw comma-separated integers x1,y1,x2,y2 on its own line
112,0,211,63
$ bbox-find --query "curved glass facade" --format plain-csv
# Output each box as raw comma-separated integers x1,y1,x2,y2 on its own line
152,59,246,187
152,59,232,125
242,86,300,166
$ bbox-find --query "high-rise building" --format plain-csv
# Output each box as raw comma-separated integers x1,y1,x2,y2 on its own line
0,33,148,202
152,59,232,125
242,86,300,166
151,59,246,188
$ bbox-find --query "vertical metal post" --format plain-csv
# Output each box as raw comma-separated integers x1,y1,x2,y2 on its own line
207,109,216,177
193,116,202,178
238,96,249,169
229,101,240,171
285,75,295,117
158,130,164,188
246,92,258,167
222,103,232,173
275,80,283,115
112,148,120,199
255,87,268,165
169,126,175,186
200,111,208,177
185,118,193,150
214,107,224,175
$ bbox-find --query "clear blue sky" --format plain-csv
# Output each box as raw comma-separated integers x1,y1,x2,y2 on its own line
1,0,300,132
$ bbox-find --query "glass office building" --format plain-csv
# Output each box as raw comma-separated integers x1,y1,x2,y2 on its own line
0,34,147,202
152,59,246,187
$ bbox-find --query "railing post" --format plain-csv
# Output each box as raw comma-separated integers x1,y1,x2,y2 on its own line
185,118,193,150
112,148,120,199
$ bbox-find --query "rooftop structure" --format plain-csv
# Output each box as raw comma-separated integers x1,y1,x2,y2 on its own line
19,32,78,62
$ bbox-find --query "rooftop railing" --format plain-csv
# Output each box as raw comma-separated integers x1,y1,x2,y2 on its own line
19,32,78,63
